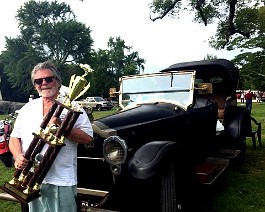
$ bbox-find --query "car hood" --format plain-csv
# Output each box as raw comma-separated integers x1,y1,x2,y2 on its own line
99,100,111,104
92,103,181,137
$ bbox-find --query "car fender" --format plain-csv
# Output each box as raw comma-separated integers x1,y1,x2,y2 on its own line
221,105,251,157
128,140,184,179
223,105,251,141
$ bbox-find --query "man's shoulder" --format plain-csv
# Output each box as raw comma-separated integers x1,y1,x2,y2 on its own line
20,98,40,110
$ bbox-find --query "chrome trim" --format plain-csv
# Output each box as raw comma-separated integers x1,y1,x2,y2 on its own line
77,188,108,197
77,157,105,161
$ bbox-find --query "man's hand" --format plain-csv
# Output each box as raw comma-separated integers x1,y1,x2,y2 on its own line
14,154,28,170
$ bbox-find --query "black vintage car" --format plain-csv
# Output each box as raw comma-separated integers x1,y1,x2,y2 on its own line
76,59,251,212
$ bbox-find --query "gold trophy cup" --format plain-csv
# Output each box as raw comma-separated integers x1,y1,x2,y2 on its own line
1,64,93,204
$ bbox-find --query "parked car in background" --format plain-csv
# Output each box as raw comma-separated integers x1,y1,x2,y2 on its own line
76,59,252,212
76,96,113,111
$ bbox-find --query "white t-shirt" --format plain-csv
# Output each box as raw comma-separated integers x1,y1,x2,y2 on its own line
11,97,93,186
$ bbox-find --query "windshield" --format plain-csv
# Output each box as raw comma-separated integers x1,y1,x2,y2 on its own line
119,71,195,110
94,97,105,102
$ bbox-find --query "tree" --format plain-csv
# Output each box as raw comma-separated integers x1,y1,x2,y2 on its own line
88,37,145,97
0,38,43,100
0,1,146,101
16,0,93,64
204,54,217,60
149,1,263,48
149,0,265,90
107,37,145,79
1,0,93,98
232,51,265,91
228,6,265,90
87,49,113,97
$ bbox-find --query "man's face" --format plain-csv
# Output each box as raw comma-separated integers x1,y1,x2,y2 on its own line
33,69,60,98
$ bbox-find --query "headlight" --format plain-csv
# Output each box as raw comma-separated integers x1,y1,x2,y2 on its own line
103,136,127,165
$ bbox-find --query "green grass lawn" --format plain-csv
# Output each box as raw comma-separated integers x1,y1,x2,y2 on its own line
0,104,264,211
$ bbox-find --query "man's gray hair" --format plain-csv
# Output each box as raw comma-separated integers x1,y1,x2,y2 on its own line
31,61,62,85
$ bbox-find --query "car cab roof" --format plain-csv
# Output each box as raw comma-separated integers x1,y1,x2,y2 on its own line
160,59,239,95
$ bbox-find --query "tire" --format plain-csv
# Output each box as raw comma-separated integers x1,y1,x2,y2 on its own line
161,162,178,211
96,105,102,111
0,151,13,167
223,105,250,162
103,142,201,212
160,161,201,212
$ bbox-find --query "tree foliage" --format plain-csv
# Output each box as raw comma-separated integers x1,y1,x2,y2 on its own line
88,37,145,97
0,0,145,102
149,0,264,48
107,37,145,79
15,0,94,65
149,0,265,90
0,37,43,101
1,0,93,99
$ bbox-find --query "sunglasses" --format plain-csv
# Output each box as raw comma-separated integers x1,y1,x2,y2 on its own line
34,76,57,85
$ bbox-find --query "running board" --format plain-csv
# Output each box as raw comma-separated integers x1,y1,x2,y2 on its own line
195,157,229,185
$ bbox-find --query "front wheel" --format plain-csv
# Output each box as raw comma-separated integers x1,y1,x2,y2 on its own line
161,162,179,211
160,161,201,212
96,105,102,111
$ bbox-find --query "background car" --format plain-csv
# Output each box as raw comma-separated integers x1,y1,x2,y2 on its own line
77,96,113,111
76,59,252,212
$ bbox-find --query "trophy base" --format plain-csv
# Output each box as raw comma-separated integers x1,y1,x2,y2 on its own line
1,182,40,204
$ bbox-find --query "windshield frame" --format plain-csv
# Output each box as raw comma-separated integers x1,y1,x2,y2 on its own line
118,71,196,110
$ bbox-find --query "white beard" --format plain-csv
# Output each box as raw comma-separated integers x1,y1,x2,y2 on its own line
38,87,58,98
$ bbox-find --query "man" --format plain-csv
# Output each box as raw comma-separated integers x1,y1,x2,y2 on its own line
240,91,245,104
9,61,93,212
244,90,255,114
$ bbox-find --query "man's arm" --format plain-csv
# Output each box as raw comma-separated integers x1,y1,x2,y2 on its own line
9,137,28,169
67,128,93,144
48,116,93,144
9,137,23,160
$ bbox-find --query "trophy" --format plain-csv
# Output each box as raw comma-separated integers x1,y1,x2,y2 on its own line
1,64,93,204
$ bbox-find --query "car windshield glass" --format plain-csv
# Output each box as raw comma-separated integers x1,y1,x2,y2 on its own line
120,72,195,110
94,97,105,102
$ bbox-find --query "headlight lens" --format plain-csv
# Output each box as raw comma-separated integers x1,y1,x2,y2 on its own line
103,136,127,165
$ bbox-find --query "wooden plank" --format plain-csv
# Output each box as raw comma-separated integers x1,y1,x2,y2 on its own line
196,157,229,185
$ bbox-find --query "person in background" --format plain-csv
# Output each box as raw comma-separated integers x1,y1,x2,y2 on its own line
9,61,93,212
244,90,255,114
240,91,245,104
256,91,262,103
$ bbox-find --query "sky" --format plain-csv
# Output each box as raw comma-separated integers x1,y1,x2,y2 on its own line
0,0,239,73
